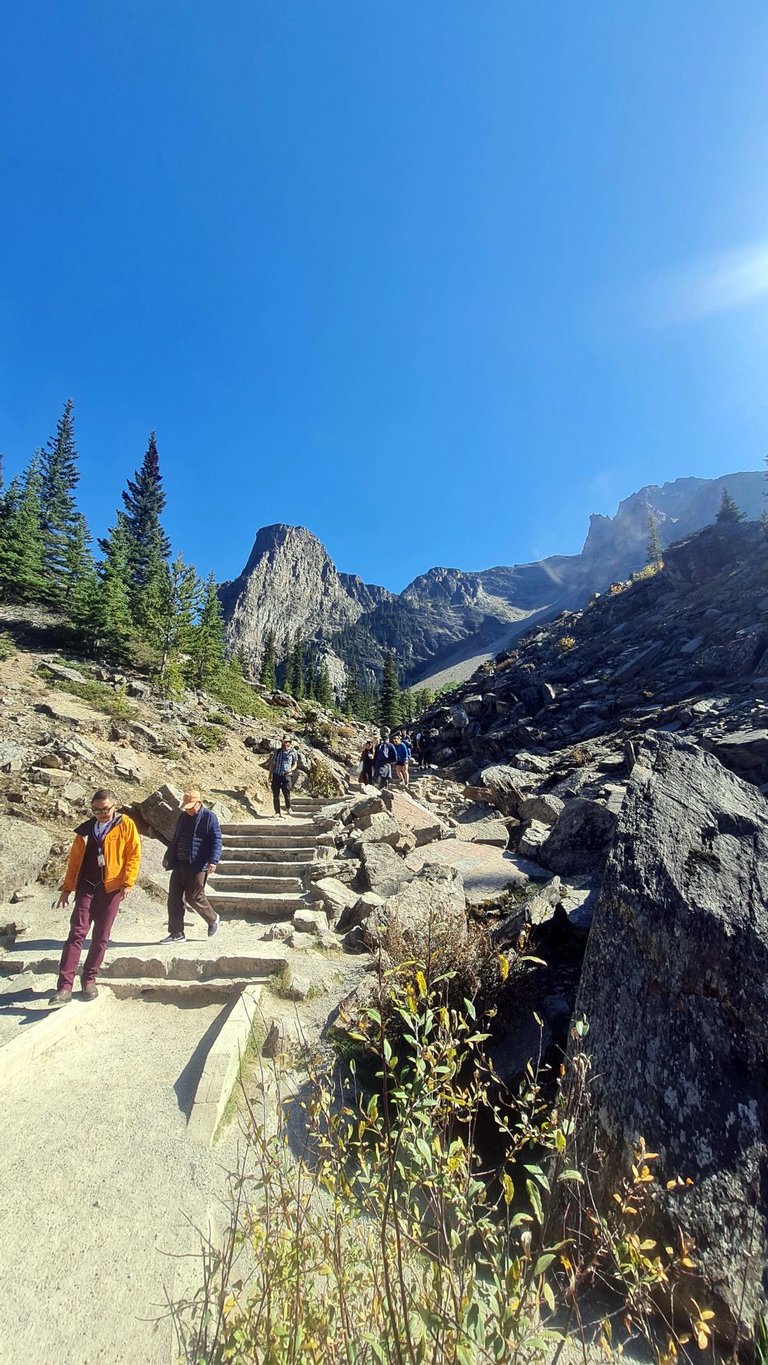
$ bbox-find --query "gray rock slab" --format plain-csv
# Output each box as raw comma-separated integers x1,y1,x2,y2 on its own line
574,733,768,1330
0,817,52,904
405,839,529,905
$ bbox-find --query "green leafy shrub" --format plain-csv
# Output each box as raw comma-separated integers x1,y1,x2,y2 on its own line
0,631,16,660
305,753,343,797
188,722,227,752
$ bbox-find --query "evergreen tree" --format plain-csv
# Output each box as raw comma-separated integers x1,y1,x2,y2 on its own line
65,514,100,646
0,456,46,603
260,631,277,690
646,507,663,566
288,633,305,699
316,661,333,708
716,488,746,524
343,669,361,717
39,400,81,605
379,651,401,729
95,513,135,661
156,553,202,679
0,474,22,597
189,572,227,688
121,432,171,627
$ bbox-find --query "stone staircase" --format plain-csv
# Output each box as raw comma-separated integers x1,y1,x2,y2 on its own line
207,795,333,921
4,796,346,1003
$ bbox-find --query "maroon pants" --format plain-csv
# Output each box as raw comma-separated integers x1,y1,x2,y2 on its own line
57,884,125,991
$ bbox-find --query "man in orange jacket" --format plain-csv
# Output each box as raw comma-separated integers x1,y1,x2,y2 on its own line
48,788,141,1007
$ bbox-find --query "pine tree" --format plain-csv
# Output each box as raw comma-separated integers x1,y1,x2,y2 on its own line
121,432,171,628
716,488,746,524
1,456,46,603
156,553,202,679
65,514,100,646
0,474,21,598
379,651,401,729
646,507,663,566
39,400,81,605
95,513,135,661
316,661,333,708
190,573,227,688
260,631,277,690
288,634,305,698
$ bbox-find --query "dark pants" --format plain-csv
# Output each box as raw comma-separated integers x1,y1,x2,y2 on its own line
271,773,292,813
57,884,125,991
168,865,215,935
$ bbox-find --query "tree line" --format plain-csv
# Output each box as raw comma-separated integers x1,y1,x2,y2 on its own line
0,401,237,699
0,400,446,725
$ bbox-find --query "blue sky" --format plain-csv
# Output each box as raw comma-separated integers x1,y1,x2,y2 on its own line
1,2,767,591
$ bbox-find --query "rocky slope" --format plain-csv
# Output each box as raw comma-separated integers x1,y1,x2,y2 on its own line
220,471,764,690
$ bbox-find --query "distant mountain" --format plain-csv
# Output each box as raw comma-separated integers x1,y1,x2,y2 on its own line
219,472,764,690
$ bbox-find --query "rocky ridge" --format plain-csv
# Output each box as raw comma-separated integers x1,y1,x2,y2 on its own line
219,471,764,690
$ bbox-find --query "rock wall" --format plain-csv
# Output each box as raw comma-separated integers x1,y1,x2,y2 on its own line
574,734,768,1330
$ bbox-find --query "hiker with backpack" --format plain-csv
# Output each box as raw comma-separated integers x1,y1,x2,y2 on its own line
373,728,397,788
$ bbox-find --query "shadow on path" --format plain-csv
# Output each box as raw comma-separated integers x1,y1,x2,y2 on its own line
173,1000,232,1119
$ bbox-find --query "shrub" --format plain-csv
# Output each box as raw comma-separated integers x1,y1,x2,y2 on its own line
305,754,343,797
557,635,577,651
0,631,16,660
188,722,227,752
172,975,708,1365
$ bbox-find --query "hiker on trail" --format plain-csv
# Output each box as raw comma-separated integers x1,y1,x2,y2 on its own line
268,735,298,815
49,788,141,1007
359,738,376,786
392,731,411,787
162,788,222,943
373,728,397,789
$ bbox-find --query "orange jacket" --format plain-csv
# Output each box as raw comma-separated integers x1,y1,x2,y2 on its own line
62,813,141,894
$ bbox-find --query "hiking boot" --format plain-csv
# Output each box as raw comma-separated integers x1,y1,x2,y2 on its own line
81,983,98,1001
161,933,186,944
48,989,72,1008
208,914,220,938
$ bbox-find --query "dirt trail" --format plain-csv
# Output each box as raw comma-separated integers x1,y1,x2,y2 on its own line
0,993,240,1365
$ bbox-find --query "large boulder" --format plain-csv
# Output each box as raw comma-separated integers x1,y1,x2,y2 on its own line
362,864,466,955
360,843,415,899
381,788,447,846
477,764,534,817
538,797,616,875
0,817,53,903
574,733,768,1331
139,784,183,841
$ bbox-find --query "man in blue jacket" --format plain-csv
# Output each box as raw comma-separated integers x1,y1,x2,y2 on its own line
162,787,222,942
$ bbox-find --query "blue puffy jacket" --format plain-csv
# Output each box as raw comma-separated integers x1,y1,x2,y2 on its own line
166,806,222,873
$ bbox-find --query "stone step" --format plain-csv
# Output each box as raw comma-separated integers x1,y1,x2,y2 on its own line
221,821,317,836
220,845,316,864
9,948,290,981
223,836,318,851
215,859,313,877
107,977,266,1001
206,889,309,919
209,874,303,894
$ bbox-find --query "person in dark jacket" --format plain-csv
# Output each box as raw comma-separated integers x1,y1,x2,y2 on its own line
162,787,222,942
268,736,298,815
373,728,397,789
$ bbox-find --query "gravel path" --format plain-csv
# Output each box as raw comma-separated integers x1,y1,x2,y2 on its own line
0,993,238,1365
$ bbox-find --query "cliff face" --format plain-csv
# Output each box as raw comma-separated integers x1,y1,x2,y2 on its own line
218,525,374,676
219,473,765,688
